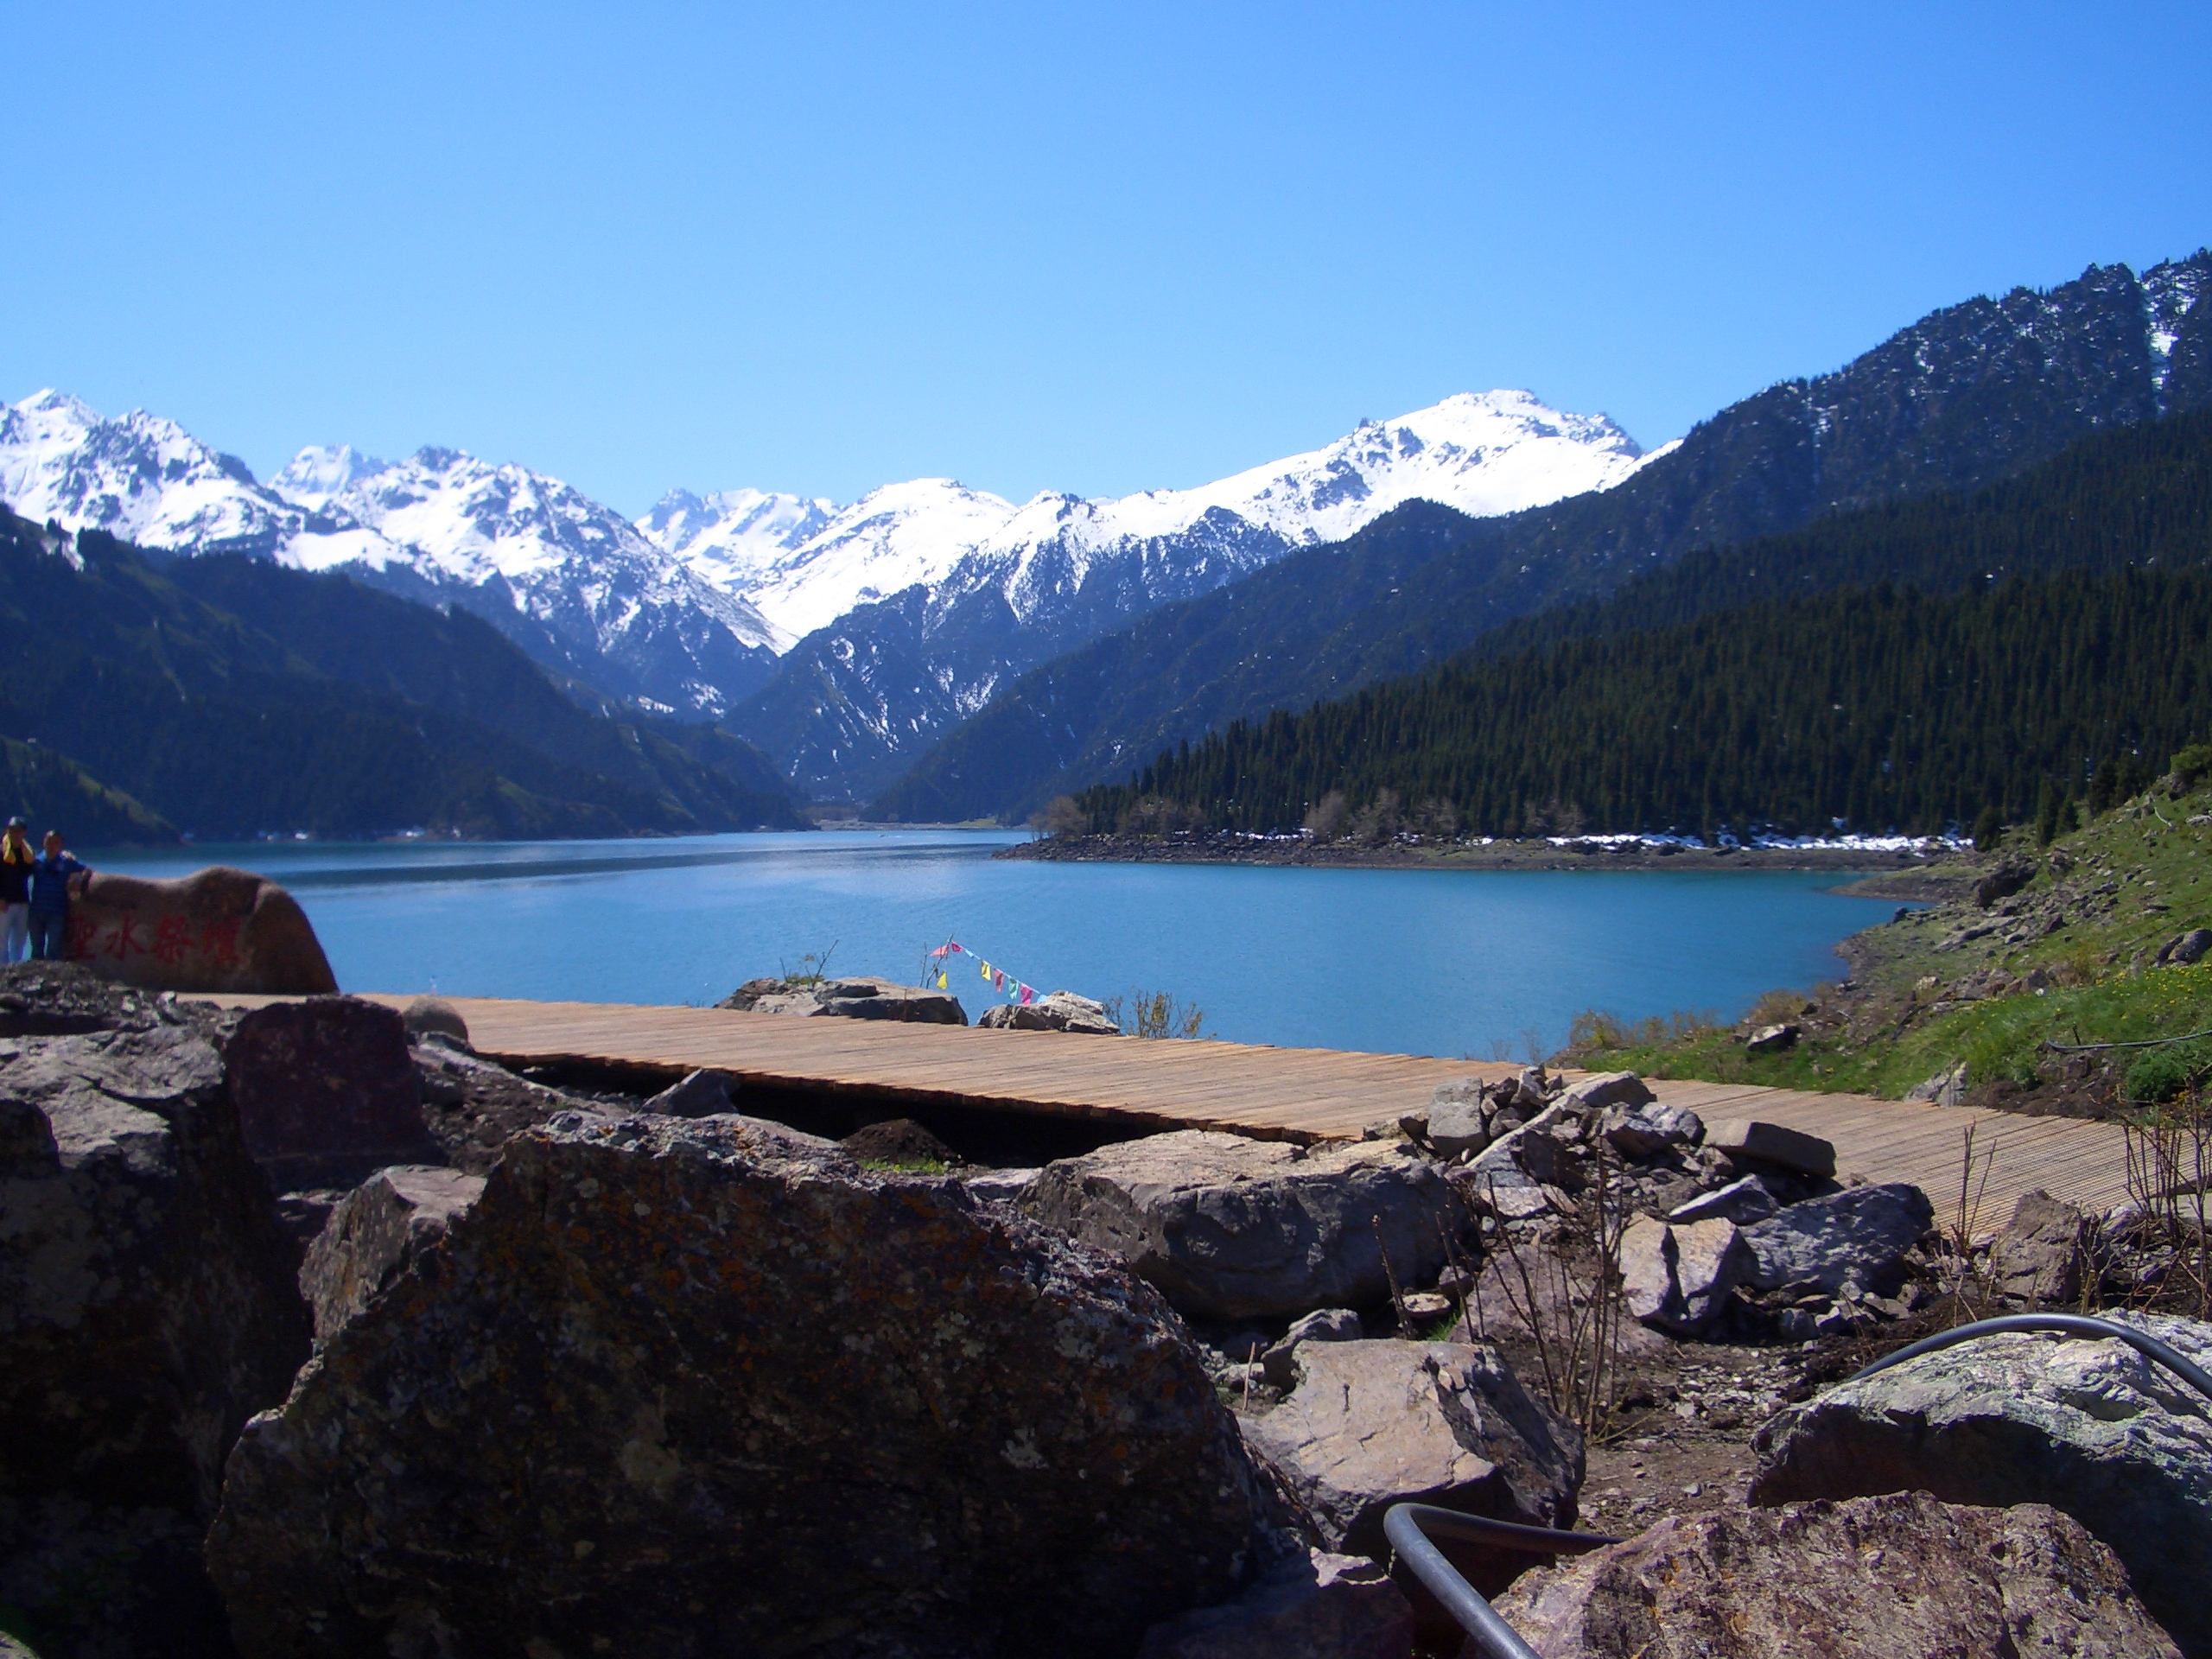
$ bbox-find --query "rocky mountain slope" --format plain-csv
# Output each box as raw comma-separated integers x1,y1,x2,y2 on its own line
876,252,2212,823
1,388,1655,804
0,395,788,720
694,391,1655,798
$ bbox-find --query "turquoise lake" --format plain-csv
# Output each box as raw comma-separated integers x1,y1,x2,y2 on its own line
87,830,1902,1060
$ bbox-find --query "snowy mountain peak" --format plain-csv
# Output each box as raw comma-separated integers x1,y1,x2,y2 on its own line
271,442,392,507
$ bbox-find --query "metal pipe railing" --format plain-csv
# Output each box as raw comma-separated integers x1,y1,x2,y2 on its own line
1842,1312,2212,1402
1383,1504,1621,1659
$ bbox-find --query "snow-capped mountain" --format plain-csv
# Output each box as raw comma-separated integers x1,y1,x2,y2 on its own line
0,396,787,716
656,390,1659,798
3,383,1657,798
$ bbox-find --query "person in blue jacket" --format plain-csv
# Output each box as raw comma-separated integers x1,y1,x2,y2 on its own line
27,830,89,962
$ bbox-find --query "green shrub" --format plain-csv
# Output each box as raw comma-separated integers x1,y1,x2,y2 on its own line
2123,1039,2212,1105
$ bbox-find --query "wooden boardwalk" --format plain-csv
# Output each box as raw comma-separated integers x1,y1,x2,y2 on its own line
275,994,2139,1230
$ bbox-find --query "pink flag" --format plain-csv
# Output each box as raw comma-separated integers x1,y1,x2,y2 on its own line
1019,983,1036,1006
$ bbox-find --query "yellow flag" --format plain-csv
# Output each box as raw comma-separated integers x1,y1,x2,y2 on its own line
935,971,948,989
981,960,992,981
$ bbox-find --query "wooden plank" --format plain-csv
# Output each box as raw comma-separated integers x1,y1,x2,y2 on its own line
200,991,2138,1223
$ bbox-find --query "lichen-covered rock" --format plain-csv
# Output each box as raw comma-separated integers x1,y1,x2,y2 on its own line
1495,1493,2181,1658
0,1019,311,1657
223,996,441,1190
1749,1313,2212,1657
299,1165,484,1341
398,995,469,1046
1240,1340,1582,1561
1739,1183,1932,1296
411,1036,603,1174
207,1112,1275,1659
1135,1545,1412,1659
1023,1130,1466,1320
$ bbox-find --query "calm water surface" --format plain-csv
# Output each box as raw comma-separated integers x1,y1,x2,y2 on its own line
86,830,1900,1060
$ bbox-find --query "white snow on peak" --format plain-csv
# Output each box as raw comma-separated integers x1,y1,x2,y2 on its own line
644,390,1650,642
637,486,836,595
2143,257,2204,390
270,442,392,508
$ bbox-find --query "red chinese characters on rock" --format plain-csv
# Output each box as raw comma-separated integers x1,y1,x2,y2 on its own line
61,867,338,995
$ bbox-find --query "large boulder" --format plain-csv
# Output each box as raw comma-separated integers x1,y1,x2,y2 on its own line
1240,1340,1582,1561
977,991,1122,1034
1618,1215,1747,1337
1749,1313,2212,1657
411,1035,602,1174
66,865,336,995
1495,1492,2181,1658
1135,1545,1412,1659
718,974,969,1024
1739,1183,1933,1296
1023,1130,1466,1320
0,1019,312,1656
223,995,442,1190
207,1112,1275,1659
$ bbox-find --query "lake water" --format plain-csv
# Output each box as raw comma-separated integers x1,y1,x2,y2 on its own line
86,830,1900,1060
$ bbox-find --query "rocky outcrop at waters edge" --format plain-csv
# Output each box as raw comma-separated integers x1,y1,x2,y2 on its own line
208,1112,1279,1659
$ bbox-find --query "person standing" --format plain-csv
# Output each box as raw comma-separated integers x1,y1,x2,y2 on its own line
0,817,30,963
27,830,88,962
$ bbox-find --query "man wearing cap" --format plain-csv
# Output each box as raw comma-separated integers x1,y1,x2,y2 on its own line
0,817,30,963
26,830,89,962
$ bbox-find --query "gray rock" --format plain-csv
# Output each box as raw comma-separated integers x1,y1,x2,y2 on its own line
1241,1340,1582,1560
2156,927,2212,967
1447,1157,1560,1223
976,990,1121,1034
1618,1215,1747,1337
961,1166,1041,1203
1907,1063,1967,1109
1136,1545,1412,1659
1023,1130,1466,1320
1667,1172,1782,1226
1467,1103,1580,1188
1740,1183,1933,1295
1750,1312,2212,1657
641,1066,739,1116
721,973,969,1024
1496,1492,2182,1659
1600,1100,1704,1160
300,1165,485,1341
0,1021,311,1658
1560,1071,1654,1112
1744,1021,1799,1054
411,1039,608,1175
398,995,470,1046
1704,1117,1837,1180
1425,1078,1491,1159
207,1112,1274,1659
1260,1308,1364,1389
1989,1189,2091,1306
1974,860,2036,907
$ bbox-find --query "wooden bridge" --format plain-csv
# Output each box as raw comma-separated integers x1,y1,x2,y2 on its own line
279,994,2139,1230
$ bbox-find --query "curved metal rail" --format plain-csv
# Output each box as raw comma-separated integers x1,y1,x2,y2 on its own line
1383,1505,1621,1659
1844,1312,2212,1402
1388,1313,2210,1656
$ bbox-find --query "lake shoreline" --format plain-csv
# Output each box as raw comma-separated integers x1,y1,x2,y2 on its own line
996,831,1979,893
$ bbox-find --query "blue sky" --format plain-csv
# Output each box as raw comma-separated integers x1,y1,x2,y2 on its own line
7,3,2209,512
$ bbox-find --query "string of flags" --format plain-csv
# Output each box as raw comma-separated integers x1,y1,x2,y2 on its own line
925,938,1039,1005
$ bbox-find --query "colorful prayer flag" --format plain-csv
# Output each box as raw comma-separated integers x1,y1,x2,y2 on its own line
981,960,992,981
1019,983,1036,1006
935,971,948,989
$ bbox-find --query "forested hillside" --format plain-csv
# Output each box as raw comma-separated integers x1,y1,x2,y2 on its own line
1071,410,2212,838
0,512,805,840
876,253,2212,823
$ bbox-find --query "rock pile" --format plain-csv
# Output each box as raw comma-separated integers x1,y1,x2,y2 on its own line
977,989,1122,1033
718,973,969,1023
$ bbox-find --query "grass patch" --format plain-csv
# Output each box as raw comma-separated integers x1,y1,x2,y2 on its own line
857,1154,949,1175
